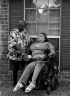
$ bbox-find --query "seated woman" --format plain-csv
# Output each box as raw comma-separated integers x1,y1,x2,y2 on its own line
13,32,55,93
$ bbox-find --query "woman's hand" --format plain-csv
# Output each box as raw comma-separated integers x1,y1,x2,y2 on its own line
28,55,32,59
21,54,32,61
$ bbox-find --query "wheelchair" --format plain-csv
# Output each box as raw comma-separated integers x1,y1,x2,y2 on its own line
22,44,59,94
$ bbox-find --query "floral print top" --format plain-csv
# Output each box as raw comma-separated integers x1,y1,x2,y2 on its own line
7,28,30,61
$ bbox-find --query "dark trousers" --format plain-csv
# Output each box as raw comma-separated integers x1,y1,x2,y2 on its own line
9,59,26,85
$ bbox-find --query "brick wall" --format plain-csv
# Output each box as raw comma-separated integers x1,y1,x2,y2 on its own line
0,0,10,81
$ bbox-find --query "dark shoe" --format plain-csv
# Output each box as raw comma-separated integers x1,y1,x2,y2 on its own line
21,87,25,91
21,83,25,91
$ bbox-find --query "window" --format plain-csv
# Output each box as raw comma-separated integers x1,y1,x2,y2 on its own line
24,0,61,36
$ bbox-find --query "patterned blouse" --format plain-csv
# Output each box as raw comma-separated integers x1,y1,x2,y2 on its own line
7,28,30,61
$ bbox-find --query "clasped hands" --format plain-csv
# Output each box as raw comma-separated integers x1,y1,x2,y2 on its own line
21,53,32,61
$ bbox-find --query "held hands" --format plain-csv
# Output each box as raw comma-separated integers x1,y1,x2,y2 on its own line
21,53,32,61
28,55,32,59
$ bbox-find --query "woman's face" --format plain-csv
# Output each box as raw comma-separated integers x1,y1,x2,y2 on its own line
38,34,45,42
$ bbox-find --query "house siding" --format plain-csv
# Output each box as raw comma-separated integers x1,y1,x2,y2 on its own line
9,0,23,31
61,0,70,70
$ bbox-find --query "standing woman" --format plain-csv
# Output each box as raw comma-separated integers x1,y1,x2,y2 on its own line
7,20,30,86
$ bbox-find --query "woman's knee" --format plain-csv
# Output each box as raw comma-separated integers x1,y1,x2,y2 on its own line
37,61,45,67
26,62,36,69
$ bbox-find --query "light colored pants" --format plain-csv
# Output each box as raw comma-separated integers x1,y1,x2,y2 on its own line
18,61,45,85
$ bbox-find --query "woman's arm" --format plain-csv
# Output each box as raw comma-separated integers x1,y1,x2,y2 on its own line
48,42,56,58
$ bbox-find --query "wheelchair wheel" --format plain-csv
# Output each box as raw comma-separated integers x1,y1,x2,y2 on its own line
51,77,59,91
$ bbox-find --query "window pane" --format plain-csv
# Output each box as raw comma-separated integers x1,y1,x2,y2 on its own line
25,0,36,8
37,9,48,22
49,9,60,35
37,23,48,35
26,23,36,35
49,23,60,29
36,0,48,8
25,9,36,22
49,9,60,22
49,23,60,35
48,0,60,8
49,29,60,35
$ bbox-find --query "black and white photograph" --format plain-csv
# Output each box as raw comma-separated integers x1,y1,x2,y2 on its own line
0,0,70,96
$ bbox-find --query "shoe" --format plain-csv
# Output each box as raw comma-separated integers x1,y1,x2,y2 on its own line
13,82,23,92
25,83,35,93
21,83,25,91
